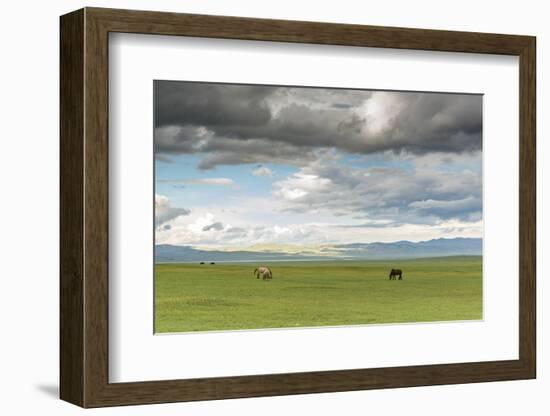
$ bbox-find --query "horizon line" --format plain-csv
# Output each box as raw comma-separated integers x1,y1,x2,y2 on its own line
155,236,482,248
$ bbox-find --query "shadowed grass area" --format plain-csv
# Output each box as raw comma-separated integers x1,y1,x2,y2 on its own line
154,256,482,333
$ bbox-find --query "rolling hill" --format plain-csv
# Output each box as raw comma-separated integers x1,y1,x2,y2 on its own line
155,237,482,263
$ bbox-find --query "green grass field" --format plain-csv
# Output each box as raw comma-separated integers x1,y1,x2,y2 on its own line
154,256,482,333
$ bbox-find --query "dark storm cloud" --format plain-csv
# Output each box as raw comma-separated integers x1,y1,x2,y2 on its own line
154,81,482,169
195,138,319,170
380,93,482,154
155,81,273,128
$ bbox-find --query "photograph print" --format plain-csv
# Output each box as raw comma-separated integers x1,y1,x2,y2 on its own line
154,80,483,334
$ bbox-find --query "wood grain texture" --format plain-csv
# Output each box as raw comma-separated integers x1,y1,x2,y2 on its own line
83,11,110,406
59,7,537,408
88,7,532,54
518,38,536,375
59,8,84,407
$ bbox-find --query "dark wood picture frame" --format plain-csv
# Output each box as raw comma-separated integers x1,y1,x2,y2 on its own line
60,7,536,408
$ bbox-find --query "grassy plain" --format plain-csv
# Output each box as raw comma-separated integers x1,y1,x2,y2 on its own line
155,256,482,333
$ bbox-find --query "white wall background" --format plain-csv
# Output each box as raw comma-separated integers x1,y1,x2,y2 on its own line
0,0,545,414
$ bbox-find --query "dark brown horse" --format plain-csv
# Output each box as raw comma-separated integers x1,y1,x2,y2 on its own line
389,268,403,280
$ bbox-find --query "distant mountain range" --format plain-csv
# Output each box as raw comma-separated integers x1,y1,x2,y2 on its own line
155,237,482,263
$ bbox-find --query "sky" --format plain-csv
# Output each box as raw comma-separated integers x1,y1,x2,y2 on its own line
154,81,482,250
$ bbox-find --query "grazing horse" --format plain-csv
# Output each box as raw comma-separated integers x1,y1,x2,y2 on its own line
254,266,273,280
389,268,403,280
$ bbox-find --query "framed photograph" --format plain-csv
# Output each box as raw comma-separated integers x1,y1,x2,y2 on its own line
60,7,536,408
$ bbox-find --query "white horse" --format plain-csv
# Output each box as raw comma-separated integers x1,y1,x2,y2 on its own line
254,266,273,280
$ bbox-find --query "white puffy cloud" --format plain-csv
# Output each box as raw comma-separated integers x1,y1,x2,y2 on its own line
252,165,274,177
155,194,190,225
155,207,331,248
274,172,332,202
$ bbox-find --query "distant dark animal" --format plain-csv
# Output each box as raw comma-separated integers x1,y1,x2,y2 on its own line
254,266,273,280
389,268,403,280
210,262,215,265
200,262,205,265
